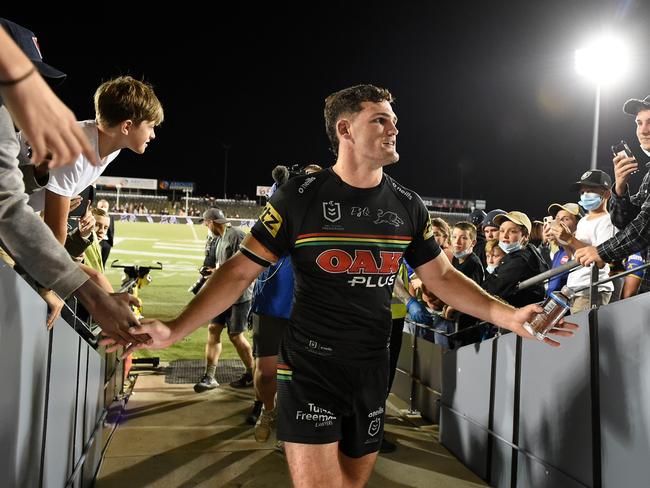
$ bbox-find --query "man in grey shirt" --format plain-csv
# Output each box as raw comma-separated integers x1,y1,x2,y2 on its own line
194,208,255,392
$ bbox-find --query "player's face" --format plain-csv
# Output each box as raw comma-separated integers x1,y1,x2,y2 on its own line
348,101,399,166
128,120,157,154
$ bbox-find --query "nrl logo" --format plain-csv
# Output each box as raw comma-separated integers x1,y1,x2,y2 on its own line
323,201,341,223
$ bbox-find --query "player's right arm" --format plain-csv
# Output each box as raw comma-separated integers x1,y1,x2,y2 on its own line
111,235,277,353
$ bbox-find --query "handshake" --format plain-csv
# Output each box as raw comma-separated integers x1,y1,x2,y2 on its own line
188,266,213,295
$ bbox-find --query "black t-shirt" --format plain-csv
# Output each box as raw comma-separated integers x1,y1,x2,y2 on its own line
452,253,484,285
250,168,440,364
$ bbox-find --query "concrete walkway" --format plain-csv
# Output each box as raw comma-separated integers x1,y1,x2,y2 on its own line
96,367,487,488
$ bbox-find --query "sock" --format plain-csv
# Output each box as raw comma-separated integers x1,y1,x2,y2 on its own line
206,364,217,378
245,367,253,376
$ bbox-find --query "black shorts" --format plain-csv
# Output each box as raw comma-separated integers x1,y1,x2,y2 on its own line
251,313,289,358
276,340,389,458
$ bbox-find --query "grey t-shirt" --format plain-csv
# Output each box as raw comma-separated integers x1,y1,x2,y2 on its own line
213,225,252,303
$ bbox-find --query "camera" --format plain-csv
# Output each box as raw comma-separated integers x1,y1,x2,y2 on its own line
188,266,212,295
288,164,305,179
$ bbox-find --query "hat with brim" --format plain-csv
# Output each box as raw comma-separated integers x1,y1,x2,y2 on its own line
482,209,507,229
547,202,583,219
493,211,532,235
570,169,612,191
623,95,650,116
202,208,228,224
0,18,66,82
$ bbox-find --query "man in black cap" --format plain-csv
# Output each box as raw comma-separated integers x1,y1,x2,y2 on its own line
0,19,143,343
575,96,650,294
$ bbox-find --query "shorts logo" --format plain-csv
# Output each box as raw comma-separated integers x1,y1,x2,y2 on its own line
374,209,404,227
323,201,341,223
259,203,282,237
296,403,337,427
367,406,384,436
368,418,381,436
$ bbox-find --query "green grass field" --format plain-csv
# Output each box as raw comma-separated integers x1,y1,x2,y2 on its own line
105,221,252,361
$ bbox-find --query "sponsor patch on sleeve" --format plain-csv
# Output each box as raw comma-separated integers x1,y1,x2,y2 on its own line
423,216,434,240
259,203,283,237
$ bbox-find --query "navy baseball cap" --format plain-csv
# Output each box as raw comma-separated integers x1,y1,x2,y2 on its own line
482,209,507,229
0,18,66,82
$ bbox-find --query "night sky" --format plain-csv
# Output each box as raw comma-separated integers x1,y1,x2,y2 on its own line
5,1,650,219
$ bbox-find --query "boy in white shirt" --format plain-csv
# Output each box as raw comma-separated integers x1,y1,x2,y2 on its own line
19,75,164,244
548,170,617,312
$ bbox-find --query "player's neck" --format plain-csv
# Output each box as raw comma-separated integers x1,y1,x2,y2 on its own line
331,158,383,189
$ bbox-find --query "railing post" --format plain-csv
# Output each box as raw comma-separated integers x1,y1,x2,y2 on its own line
409,327,418,414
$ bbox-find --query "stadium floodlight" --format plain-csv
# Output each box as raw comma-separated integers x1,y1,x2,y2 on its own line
575,35,629,85
575,34,629,169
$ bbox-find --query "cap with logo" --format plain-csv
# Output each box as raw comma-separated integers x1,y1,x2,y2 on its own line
492,211,532,235
570,169,612,191
202,208,228,224
0,18,66,81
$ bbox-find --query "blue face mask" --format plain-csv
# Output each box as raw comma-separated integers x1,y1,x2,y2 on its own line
579,192,602,211
453,248,472,259
499,241,522,254
486,264,497,274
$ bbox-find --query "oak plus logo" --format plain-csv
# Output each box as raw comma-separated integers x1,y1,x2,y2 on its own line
316,249,402,287
323,201,341,223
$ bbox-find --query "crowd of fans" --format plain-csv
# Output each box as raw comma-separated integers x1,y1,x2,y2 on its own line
406,168,647,349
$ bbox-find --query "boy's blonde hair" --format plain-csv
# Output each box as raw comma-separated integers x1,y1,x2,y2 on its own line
485,239,503,254
94,76,164,128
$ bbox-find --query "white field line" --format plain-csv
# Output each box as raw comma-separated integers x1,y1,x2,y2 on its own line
154,242,204,250
188,221,198,241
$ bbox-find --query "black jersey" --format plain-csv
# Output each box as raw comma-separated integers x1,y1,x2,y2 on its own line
250,168,440,364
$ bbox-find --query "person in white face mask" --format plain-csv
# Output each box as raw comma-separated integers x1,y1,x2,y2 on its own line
441,222,485,321
551,170,616,313
484,239,506,275
483,211,549,307
450,221,484,285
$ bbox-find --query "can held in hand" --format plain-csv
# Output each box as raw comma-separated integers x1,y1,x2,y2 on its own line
523,287,573,341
